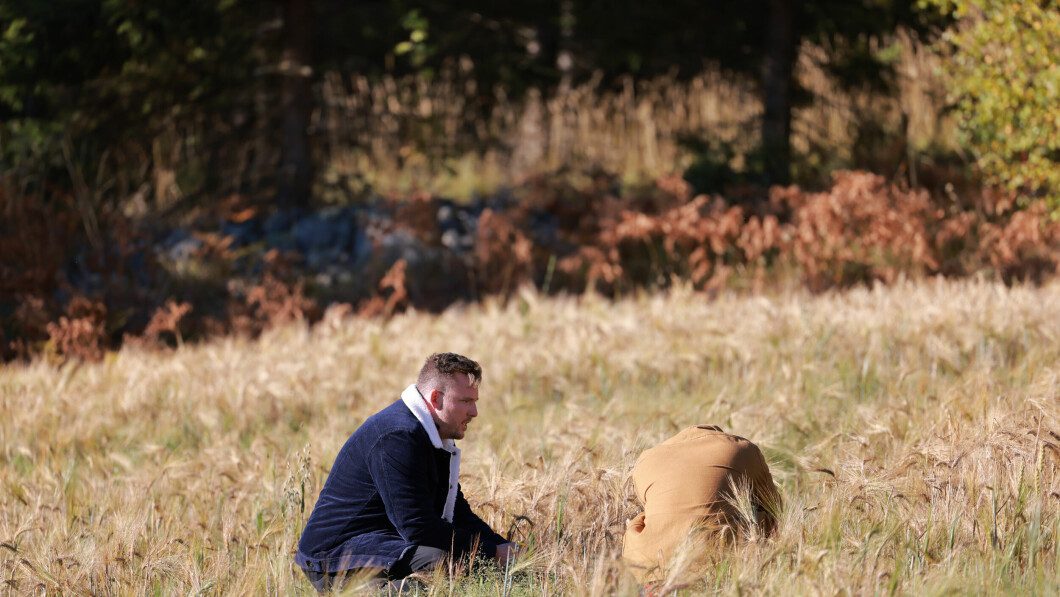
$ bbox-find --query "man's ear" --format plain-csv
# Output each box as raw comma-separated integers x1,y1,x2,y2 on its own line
428,388,444,410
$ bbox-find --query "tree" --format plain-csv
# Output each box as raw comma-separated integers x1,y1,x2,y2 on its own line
924,0,1060,211
0,0,262,208
762,0,802,185
277,0,314,208
758,0,940,186
573,0,935,188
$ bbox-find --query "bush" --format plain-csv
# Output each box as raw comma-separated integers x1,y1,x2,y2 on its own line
2,169,1058,363
925,0,1060,211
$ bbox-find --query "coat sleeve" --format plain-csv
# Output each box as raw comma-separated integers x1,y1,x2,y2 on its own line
453,484,506,558
367,430,473,554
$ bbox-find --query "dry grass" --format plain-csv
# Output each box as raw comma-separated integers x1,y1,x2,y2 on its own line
1,278,1057,595
316,33,954,199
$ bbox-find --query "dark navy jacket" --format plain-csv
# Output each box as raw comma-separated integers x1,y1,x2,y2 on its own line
295,399,505,574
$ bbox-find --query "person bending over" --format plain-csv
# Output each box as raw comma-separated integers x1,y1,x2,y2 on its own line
295,353,518,592
623,425,782,582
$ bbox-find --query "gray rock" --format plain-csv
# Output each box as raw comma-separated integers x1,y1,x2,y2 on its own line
263,209,299,235
292,213,331,252
221,220,260,248
164,236,203,262
265,231,297,252
441,229,462,251
293,207,356,253
351,227,372,264
368,231,473,310
305,247,348,271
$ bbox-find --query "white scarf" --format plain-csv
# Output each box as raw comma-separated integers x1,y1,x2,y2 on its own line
400,384,461,522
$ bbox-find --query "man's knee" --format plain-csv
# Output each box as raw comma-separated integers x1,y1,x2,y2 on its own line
404,545,448,574
387,545,449,579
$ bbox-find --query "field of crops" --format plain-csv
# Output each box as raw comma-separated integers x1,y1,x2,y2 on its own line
1,279,1057,595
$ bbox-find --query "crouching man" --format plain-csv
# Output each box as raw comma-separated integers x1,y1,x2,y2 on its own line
623,425,782,582
296,353,518,592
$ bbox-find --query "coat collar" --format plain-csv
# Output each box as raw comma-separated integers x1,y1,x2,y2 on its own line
400,384,457,453
400,383,461,522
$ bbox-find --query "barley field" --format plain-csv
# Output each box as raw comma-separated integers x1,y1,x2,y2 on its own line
1,278,1057,595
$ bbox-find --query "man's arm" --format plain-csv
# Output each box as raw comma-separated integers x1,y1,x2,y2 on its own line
453,485,508,559
367,430,474,554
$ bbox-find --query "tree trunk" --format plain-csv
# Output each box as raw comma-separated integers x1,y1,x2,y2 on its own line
277,0,313,208
761,0,800,186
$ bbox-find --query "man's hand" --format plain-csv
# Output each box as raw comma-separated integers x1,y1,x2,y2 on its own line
495,542,521,565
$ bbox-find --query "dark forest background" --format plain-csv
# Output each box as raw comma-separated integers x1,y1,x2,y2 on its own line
1,0,1057,362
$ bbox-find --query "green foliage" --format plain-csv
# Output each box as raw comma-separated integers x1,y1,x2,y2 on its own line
925,0,1060,212
394,9,433,68
0,0,261,198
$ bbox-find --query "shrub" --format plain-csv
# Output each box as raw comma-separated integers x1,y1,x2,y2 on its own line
45,296,107,363
139,300,193,348
474,209,533,298
924,0,1060,211
358,259,409,318
2,168,1058,363
781,171,940,289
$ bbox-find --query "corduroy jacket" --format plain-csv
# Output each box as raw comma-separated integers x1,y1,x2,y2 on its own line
295,399,505,574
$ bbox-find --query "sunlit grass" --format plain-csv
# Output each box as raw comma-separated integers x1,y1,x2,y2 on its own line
1,278,1057,594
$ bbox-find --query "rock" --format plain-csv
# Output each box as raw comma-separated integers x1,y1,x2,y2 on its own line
350,225,372,264
379,230,430,266
220,219,260,248
436,204,479,253
292,213,332,252
368,231,473,310
437,202,456,225
263,209,300,235
265,231,298,253
305,247,351,272
441,229,463,251
292,207,356,253
160,229,203,263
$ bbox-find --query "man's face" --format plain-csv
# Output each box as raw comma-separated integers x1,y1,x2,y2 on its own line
426,373,479,440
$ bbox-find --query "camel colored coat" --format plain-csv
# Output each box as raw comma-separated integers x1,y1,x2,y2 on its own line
622,425,781,580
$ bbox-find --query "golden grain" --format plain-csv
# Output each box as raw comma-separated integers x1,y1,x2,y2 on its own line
0,278,1056,594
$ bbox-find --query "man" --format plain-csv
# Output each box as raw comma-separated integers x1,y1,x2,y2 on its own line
296,353,518,591
622,425,781,582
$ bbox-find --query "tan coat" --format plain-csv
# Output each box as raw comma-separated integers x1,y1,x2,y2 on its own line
622,425,781,581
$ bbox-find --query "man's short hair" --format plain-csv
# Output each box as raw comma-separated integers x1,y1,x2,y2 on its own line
417,352,482,392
